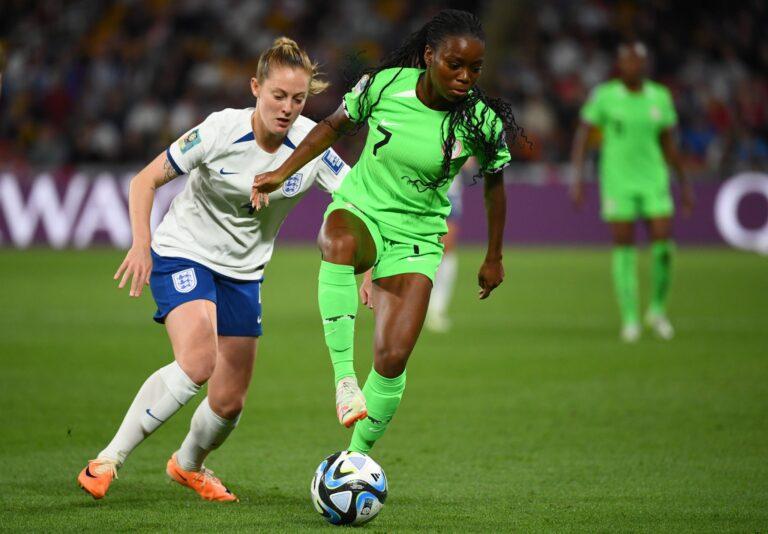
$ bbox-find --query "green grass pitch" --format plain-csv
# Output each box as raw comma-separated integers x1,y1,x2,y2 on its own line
1,247,766,532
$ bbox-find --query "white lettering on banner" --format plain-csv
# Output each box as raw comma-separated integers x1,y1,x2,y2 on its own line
118,172,185,232
0,172,187,248
72,173,131,248
0,173,89,248
714,172,768,255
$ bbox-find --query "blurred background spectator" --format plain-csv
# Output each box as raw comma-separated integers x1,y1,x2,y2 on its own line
0,0,766,179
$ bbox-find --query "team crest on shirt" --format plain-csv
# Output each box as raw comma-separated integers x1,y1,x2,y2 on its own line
650,105,662,121
282,173,303,197
172,268,197,293
443,139,463,160
178,129,201,154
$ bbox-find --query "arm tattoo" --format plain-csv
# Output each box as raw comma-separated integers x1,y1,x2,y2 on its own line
159,157,179,186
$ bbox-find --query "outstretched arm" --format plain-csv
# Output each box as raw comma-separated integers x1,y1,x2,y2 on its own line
114,152,179,297
478,170,506,300
250,105,355,210
660,128,694,217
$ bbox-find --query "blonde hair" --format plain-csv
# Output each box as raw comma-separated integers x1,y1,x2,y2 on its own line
256,37,329,95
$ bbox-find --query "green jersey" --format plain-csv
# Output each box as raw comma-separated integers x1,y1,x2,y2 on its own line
581,79,677,193
336,67,511,245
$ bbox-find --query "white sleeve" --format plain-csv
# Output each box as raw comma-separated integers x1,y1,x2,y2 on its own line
312,147,349,193
166,113,218,175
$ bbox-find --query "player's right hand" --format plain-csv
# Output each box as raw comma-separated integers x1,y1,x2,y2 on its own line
114,245,152,298
570,179,585,209
251,170,287,210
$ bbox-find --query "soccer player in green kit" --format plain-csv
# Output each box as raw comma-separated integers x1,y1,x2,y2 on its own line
571,42,694,343
250,10,520,453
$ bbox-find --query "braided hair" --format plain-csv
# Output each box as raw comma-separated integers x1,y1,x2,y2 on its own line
349,9,526,190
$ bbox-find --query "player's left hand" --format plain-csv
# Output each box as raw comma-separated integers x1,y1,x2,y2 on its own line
478,258,504,299
359,269,374,309
681,183,695,218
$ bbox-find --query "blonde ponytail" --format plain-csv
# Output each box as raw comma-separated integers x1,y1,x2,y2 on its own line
256,37,329,95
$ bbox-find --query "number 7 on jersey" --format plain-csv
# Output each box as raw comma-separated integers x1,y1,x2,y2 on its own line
372,124,392,156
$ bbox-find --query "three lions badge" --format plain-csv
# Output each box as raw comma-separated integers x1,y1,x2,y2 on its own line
172,268,197,293
282,173,303,197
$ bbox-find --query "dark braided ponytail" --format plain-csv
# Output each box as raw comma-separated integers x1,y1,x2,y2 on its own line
350,9,527,190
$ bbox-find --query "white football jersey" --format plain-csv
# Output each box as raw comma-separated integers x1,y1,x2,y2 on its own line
152,108,348,280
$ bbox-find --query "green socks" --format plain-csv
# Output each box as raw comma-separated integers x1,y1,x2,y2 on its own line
319,262,408,453
650,240,673,316
612,246,639,326
349,369,406,453
318,261,358,384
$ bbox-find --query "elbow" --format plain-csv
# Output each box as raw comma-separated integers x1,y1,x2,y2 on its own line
129,171,156,196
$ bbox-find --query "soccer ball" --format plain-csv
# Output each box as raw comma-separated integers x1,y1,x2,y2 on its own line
310,451,388,525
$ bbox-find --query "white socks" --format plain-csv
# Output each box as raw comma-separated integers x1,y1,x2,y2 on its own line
175,397,240,472
97,363,240,473
429,251,458,316
98,361,200,467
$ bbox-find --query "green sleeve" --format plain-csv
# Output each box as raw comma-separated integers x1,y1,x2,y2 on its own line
475,105,512,173
580,86,605,126
483,126,512,173
660,88,678,129
342,68,402,124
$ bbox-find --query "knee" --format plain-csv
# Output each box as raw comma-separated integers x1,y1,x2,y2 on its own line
177,351,216,386
182,364,215,387
319,232,357,264
374,344,410,378
651,230,672,242
612,234,634,246
208,395,244,420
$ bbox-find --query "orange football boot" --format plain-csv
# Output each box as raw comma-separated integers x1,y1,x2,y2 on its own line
77,458,118,499
166,453,238,502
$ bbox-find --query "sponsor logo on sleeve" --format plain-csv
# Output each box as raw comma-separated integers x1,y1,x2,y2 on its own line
322,149,345,175
172,268,197,293
282,173,304,197
178,129,201,154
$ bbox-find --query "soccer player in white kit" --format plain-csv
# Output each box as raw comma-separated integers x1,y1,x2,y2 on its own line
425,176,463,332
77,38,348,502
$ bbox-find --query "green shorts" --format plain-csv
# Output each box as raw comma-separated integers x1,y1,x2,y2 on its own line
323,198,444,282
601,187,674,222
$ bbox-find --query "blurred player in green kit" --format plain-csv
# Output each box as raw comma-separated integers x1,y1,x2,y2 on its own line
571,42,694,342
251,10,521,452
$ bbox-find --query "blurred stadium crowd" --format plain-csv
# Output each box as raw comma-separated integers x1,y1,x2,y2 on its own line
0,0,766,178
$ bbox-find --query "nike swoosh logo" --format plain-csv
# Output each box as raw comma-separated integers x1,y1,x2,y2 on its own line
219,168,237,175
145,408,165,423
85,466,98,478
257,316,262,324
